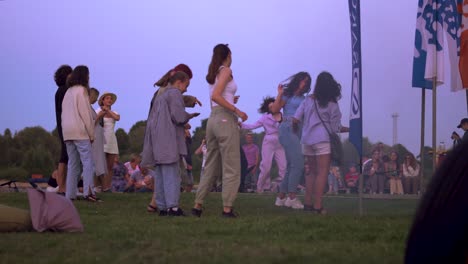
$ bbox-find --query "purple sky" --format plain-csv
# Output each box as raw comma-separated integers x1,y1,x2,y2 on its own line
0,0,466,155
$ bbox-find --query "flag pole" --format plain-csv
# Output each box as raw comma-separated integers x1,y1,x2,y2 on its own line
466,90,468,115
432,79,437,177
419,88,426,194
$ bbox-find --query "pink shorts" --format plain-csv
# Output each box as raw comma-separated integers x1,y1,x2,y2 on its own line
302,142,331,156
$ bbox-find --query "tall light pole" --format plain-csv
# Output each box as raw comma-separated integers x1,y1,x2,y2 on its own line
392,113,399,146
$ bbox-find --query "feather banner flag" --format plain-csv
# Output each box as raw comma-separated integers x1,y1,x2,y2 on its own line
349,0,362,156
412,0,463,91
458,0,468,88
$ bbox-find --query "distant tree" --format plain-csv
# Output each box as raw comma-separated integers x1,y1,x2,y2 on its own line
21,145,54,176
0,134,5,167
12,126,59,174
128,120,147,154
362,137,373,156
4,128,12,139
51,127,59,138
116,128,130,156
1,128,13,167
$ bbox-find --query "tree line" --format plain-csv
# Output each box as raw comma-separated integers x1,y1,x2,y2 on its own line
0,119,433,182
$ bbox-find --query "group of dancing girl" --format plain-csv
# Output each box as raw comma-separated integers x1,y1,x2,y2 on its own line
55,43,348,217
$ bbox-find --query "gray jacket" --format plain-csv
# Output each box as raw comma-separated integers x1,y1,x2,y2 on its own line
141,86,190,166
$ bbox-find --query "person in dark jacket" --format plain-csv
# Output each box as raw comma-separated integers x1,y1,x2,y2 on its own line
54,65,73,195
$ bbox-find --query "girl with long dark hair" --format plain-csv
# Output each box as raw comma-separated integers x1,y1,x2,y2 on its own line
192,44,248,218
270,72,311,209
62,65,100,202
293,71,348,213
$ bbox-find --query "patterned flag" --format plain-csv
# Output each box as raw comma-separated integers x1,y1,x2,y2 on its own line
412,0,463,91
458,0,468,88
349,0,362,156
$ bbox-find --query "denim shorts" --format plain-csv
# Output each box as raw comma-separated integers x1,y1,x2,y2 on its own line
302,142,331,156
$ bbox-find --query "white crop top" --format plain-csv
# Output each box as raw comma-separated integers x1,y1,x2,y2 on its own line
209,66,237,107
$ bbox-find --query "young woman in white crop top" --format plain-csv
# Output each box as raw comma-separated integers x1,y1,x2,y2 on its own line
193,44,248,218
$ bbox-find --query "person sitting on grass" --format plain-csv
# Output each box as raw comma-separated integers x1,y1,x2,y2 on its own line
124,167,154,193
124,153,141,183
344,164,359,193
111,155,128,192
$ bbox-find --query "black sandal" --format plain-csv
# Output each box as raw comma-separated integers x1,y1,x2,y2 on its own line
84,194,103,203
221,209,238,218
191,208,203,217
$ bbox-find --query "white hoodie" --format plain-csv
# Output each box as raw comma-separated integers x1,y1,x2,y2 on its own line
61,85,95,141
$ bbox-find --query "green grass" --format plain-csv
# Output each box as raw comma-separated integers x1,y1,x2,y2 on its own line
0,192,418,264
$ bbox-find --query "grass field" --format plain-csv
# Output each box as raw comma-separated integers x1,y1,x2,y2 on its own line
0,192,419,264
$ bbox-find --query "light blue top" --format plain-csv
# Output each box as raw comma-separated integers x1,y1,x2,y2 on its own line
282,95,305,117
294,97,342,145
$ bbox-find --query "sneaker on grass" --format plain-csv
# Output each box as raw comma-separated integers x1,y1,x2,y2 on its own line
275,197,286,207
284,197,304,209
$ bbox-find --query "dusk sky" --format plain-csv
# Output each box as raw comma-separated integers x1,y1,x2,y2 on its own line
1,0,466,155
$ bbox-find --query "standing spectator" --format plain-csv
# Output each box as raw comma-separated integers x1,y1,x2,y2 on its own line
182,128,194,193
241,96,286,193
144,63,201,211
344,164,359,193
195,138,222,192
457,118,468,141
141,71,198,216
193,44,248,218
195,138,208,181
54,65,73,195
364,149,386,194
97,92,120,192
386,151,403,195
270,72,312,209
61,65,99,201
293,71,348,213
402,153,420,195
241,133,260,192
89,88,107,189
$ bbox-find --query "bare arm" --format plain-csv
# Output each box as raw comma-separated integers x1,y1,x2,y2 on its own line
95,109,106,126
106,109,120,121
195,140,206,155
270,84,285,114
211,67,248,121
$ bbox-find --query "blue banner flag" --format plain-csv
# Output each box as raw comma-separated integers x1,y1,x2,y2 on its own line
412,0,463,91
349,0,362,156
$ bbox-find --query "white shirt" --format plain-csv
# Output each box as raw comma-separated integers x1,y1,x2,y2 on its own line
209,66,237,107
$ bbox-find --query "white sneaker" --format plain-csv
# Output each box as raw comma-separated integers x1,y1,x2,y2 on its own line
275,197,286,207
285,197,304,209
46,186,58,193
